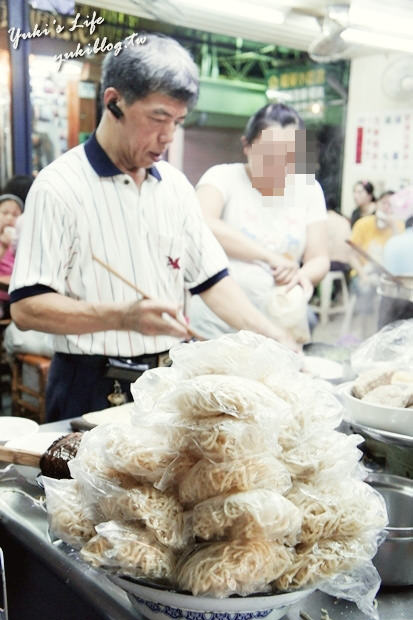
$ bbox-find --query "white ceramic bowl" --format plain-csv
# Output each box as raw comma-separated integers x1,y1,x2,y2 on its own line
337,382,413,436
111,578,313,620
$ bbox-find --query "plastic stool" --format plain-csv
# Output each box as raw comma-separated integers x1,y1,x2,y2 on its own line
309,270,350,326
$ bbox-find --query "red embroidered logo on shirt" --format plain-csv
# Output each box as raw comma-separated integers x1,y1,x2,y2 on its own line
167,256,180,270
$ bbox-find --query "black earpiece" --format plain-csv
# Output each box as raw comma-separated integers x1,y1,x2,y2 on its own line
107,100,124,119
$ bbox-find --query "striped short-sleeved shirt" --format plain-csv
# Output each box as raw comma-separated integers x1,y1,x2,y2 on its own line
10,134,229,356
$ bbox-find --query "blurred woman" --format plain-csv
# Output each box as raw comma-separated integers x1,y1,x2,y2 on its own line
189,103,329,340
351,180,375,228
0,193,24,317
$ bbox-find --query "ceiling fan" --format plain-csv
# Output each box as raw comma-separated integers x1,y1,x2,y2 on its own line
382,55,413,101
307,3,353,62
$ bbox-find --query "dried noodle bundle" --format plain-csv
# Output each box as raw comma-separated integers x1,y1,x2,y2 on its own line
44,478,95,548
98,484,188,548
169,374,287,420
80,521,175,581
179,454,291,506
103,424,178,481
274,537,376,591
176,539,293,597
187,416,278,462
287,480,387,545
193,489,301,544
281,431,362,479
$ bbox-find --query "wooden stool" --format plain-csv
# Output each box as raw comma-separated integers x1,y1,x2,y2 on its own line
11,354,52,424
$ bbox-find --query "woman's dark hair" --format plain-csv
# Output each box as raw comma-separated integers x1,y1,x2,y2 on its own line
3,175,34,203
378,190,395,201
354,180,375,201
243,103,305,146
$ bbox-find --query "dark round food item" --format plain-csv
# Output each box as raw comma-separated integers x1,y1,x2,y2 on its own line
40,432,83,479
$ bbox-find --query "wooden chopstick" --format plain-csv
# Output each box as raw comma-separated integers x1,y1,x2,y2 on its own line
345,239,404,285
93,254,150,299
92,254,204,341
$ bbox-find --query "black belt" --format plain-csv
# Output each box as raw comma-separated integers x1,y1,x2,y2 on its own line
54,351,171,382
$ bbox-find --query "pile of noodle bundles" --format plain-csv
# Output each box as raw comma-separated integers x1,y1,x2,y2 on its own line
80,520,175,581
176,539,293,597
44,331,387,613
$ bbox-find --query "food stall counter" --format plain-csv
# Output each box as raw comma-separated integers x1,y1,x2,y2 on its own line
0,419,412,620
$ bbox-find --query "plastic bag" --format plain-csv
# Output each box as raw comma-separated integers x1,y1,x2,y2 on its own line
175,539,293,598
43,476,95,548
185,415,281,462
178,454,291,506
192,489,301,545
163,374,290,421
169,330,301,381
131,366,185,418
80,520,175,581
274,536,378,592
266,284,311,344
270,375,343,449
287,478,388,546
70,422,178,484
97,483,189,550
351,319,413,375
280,431,364,480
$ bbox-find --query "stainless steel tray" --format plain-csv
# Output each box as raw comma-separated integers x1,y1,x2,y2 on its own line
347,419,413,448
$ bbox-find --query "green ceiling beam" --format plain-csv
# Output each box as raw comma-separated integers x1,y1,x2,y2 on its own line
195,77,267,117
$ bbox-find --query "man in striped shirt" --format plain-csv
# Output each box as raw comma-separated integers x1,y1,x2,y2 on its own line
10,34,296,421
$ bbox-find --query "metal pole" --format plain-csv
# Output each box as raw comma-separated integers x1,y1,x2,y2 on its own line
7,0,32,175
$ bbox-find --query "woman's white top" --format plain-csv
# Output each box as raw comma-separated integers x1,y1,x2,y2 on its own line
189,163,327,338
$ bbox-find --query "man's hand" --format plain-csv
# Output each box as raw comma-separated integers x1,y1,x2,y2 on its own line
285,269,314,301
267,253,299,285
120,298,192,339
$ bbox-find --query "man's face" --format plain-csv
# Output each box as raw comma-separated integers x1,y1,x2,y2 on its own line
245,124,299,194
117,92,187,171
375,196,393,229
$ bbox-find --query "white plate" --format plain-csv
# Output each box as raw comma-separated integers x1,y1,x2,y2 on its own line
5,431,65,455
0,417,39,444
83,402,135,426
111,577,313,620
337,383,413,436
302,355,343,381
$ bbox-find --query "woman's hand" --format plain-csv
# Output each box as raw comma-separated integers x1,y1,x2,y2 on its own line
285,269,314,301
0,214,15,249
267,253,299,285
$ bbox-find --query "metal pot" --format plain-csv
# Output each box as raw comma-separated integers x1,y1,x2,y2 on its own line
367,472,413,586
378,274,413,302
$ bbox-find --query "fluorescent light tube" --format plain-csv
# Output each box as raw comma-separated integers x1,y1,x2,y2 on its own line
341,27,413,54
177,0,285,24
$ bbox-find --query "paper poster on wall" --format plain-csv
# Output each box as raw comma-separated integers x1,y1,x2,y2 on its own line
355,110,413,171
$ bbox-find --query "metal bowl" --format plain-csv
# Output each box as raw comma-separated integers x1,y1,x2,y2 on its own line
367,473,413,586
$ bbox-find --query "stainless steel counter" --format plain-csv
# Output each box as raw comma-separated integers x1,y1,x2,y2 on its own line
0,420,412,620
